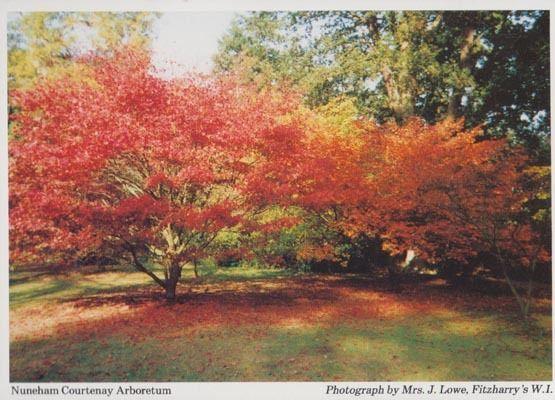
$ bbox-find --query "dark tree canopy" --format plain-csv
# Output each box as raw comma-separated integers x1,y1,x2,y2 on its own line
214,10,550,161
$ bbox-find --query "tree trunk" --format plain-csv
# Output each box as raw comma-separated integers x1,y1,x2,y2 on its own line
523,259,537,318
447,26,476,119
165,260,182,301
386,261,402,293
165,278,178,301
128,246,166,289
495,247,534,321
365,13,414,124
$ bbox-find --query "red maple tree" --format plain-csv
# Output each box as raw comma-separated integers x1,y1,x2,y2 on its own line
352,118,549,316
9,49,311,299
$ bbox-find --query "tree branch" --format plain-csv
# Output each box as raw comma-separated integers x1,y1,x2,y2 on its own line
128,246,166,288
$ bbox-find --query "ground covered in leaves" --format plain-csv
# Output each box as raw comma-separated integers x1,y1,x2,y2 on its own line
10,265,552,381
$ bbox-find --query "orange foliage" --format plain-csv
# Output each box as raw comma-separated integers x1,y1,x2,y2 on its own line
10,48,548,286
344,118,547,269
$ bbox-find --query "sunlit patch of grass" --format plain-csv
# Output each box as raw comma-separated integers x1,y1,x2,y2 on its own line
535,313,552,332
434,316,494,337
9,264,295,310
182,261,298,283
9,269,152,309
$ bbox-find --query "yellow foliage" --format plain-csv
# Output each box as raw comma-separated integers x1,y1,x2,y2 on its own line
298,243,337,262
8,12,158,91
313,96,362,138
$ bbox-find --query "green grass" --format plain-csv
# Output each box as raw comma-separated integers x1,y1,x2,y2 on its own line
9,265,552,381
9,262,295,309
9,269,152,309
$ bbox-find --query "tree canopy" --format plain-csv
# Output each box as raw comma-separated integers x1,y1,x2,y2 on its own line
214,11,549,161
8,11,550,316
10,49,329,299
8,12,158,91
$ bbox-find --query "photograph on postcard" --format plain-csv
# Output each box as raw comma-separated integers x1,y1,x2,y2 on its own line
7,9,551,382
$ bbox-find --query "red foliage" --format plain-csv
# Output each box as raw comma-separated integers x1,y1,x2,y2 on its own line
10,49,547,299
9,49,311,271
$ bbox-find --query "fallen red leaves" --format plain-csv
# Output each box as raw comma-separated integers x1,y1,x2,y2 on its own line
10,275,550,344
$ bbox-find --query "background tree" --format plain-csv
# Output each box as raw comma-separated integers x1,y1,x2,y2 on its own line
215,11,549,158
8,12,158,91
214,10,550,286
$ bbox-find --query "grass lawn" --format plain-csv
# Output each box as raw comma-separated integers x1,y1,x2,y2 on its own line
9,264,552,381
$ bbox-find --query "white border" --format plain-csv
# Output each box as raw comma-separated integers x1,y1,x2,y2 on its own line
1,1,553,399
0,0,554,12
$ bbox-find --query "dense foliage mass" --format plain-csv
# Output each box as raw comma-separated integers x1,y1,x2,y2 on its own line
10,50,318,299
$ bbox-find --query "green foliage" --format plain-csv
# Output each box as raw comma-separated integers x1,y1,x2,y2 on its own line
215,11,549,159
8,12,158,91
213,12,313,89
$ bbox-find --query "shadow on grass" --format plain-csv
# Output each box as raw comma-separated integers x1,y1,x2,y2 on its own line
67,276,336,308
41,272,550,329
9,279,76,307
10,277,156,309
9,264,299,307
9,267,552,381
10,310,552,382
